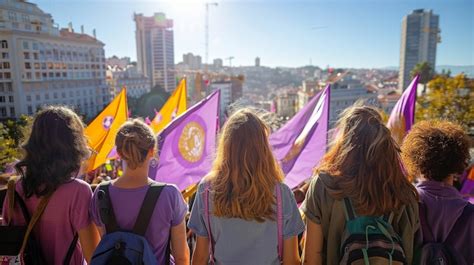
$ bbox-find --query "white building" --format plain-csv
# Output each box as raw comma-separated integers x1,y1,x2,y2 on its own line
0,0,109,118
106,56,130,69
134,12,175,92
106,65,150,98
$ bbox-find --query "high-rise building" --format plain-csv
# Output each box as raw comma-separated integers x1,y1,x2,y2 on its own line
399,9,440,90
134,12,175,92
182,52,202,70
0,0,109,119
213,58,223,68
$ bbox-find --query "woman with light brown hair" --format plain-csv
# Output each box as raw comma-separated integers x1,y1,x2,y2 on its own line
302,105,419,265
188,109,304,265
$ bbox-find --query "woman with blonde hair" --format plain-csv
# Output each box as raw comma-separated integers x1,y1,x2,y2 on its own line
302,105,419,265
188,109,304,265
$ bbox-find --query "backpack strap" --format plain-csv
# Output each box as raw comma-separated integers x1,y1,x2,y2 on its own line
98,182,120,233
203,181,215,264
275,183,283,263
19,191,54,253
132,182,166,236
7,179,31,225
343,197,357,221
63,234,79,265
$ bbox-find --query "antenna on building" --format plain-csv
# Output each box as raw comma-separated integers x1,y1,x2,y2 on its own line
81,25,84,34
68,22,73,33
93,29,96,39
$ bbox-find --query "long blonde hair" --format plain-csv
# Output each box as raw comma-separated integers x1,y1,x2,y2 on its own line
316,105,417,215
209,109,284,222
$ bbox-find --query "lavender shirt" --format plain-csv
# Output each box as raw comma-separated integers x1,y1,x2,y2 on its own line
2,179,92,265
90,183,188,264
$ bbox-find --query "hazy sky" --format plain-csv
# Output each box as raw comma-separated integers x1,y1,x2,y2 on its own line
34,0,474,68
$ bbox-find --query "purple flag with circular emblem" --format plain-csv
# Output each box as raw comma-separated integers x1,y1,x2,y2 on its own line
149,90,220,190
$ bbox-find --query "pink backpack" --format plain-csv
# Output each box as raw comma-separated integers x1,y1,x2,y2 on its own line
203,182,284,264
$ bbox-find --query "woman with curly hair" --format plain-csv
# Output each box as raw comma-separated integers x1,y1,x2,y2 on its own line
401,120,473,264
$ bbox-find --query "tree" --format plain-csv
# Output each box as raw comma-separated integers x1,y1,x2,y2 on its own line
416,74,474,129
0,123,20,171
411,62,434,85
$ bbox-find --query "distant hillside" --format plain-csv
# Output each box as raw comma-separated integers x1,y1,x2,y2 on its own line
380,65,474,77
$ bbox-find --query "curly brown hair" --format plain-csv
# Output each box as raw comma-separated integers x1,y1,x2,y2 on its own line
401,120,471,182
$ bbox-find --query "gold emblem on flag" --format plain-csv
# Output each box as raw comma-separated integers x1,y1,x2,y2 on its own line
178,122,205,162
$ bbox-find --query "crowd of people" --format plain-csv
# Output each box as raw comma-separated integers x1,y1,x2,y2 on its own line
0,104,473,265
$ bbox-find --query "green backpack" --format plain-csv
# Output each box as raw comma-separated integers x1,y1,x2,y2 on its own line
339,198,407,265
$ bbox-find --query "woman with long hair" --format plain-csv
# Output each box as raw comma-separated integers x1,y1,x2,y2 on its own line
188,109,304,265
90,119,190,264
302,105,419,264
2,106,100,264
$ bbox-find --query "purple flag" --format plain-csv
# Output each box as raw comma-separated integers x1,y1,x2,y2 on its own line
149,90,220,190
387,75,419,145
270,85,331,188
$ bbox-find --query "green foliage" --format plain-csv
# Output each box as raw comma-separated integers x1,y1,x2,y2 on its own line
411,62,434,84
0,123,20,171
416,74,474,129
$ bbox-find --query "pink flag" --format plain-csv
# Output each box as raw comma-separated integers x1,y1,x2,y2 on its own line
149,90,220,190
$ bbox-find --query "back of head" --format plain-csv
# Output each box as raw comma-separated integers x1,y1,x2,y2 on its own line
211,109,284,222
318,104,417,215
401,120,471,182
115,119,156,170
16,106,90,197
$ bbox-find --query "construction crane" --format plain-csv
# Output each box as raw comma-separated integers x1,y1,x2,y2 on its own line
205,2,218,72
226,56,234,67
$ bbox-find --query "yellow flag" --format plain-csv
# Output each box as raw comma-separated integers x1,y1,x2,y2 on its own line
85,88,128,172
150,79,187,133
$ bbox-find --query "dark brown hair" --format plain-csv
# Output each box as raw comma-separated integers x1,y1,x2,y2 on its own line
316,105,418,215
16,106,90,198
115,119,156,170
210,109,284,222
401,120,471,182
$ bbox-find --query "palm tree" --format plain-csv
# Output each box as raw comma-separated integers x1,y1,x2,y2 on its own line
410,62,434,85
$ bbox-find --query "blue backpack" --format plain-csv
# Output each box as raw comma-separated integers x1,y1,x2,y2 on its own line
90,182,169,265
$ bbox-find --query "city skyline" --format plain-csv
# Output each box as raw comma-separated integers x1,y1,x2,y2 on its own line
34,0,473,68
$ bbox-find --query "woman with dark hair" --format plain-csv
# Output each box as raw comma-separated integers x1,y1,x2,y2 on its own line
302,105,419,265
2,106,100,264
401,120,473,264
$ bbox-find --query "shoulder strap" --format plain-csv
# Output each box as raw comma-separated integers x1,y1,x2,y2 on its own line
7,179,31,225
63,234,79,265
19,191,54,253
98,182,120,233
203,181,215,264
132,182,166,236
419,202,435,243
343,197,356,221
275,183,283,262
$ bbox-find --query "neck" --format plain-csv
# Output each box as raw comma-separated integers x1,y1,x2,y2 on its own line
114,162,150,188
442,175,454,186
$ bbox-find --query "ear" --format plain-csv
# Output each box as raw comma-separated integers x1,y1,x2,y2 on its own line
146,147,155,159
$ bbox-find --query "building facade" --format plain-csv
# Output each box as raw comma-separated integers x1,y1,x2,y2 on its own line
106,65,150,98
134,12,175,92
182,52,202,70
0,0,109,119
276,90,298,118
399,9,440,90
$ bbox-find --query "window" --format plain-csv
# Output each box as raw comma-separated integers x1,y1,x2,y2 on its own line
9,96,14,102
61,92,66,98
27,105,33,115
24,52,30,59
45,93,49,100
42,72,47,78
6,83,12,92
32,43,38,50
0,107,6,117
26,95,31,102
1,52,8,59
35,72,40,79
26,72,32,79
36,94,40,101
8,11,17,22
0,73,3,79
4,72,11,79
3,62,10,69
34,63,40,69
0,83,3,92
25,62,31,69
33,53,38,60
23,41,29,50
41,63,46,69
0,96,5,102
10,107,15,117
1,40,7,49
53,92,57,99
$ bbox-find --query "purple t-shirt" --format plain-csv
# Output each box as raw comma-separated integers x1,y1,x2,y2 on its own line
90,183,188,264
2,179,93,265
